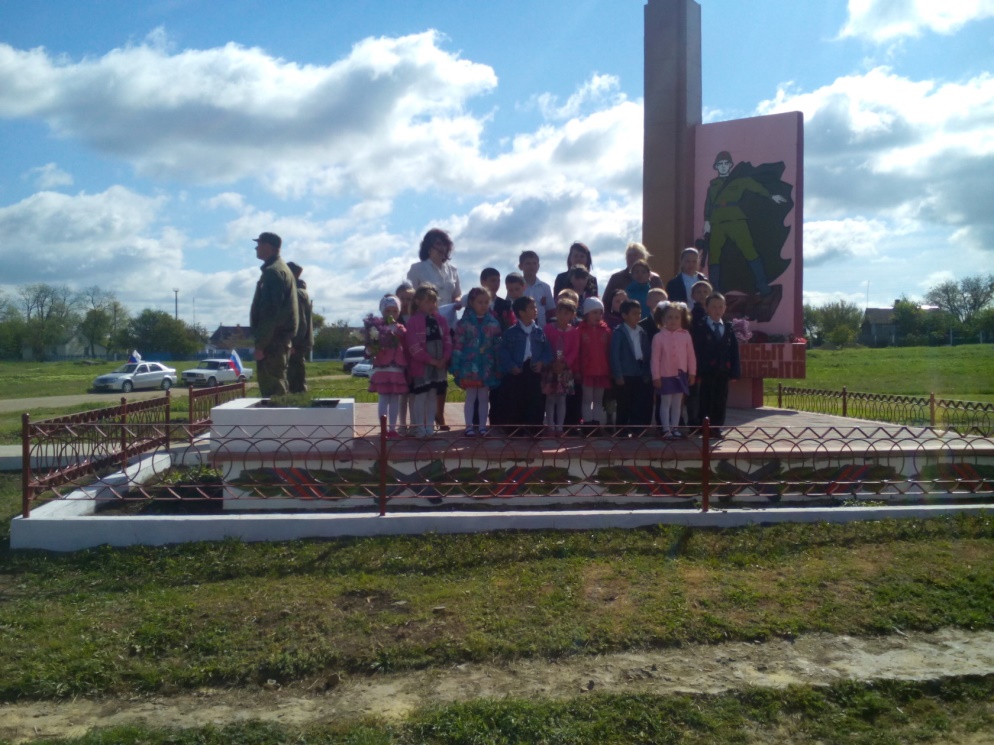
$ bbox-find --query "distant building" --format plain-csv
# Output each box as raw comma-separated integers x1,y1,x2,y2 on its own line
207,324,253,355
861,303,943,346
861,308,897,346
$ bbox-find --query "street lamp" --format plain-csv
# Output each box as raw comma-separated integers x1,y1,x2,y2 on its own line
173,288,179,320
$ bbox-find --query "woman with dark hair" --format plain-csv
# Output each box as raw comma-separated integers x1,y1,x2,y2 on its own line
407,228,462,306
553,241,599,297
406,228,462,431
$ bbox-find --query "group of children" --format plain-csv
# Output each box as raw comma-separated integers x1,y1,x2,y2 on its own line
367,253,741,439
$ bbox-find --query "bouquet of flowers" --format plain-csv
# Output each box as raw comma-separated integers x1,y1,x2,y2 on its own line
731,317,753,343
360,313,401,357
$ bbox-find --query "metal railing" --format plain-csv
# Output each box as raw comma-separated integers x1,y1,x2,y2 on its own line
776,385,994,436
22,393,172,517
21,417,994,518
188,382,246,440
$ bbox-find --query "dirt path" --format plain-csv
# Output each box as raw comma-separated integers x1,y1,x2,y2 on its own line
3,628,994,742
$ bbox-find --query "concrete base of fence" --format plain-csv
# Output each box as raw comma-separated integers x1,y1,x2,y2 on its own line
11,502,994,552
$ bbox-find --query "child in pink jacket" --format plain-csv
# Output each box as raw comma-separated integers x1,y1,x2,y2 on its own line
651,302,696,437
404,285,452,437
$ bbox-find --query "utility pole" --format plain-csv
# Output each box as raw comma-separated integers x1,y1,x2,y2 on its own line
173,288,179,320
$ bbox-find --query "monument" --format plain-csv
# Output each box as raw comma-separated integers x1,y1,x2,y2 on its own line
643,0,805,406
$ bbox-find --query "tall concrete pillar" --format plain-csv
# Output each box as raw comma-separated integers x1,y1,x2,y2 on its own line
643,0,702,279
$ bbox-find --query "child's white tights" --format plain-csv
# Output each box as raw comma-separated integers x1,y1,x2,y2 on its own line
545,394,566,432
582,387,605,423
658,393,683,434
411,390,437,436
377,394,401,432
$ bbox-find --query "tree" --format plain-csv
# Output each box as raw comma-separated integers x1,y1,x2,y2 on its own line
105,300,131,357
891,296,924,344
17,284,81,361
122,309,202,358
802,303,822,346
313,319,356,359
923,274,994,324
814,300,863,348
78,308,112,357
0,295,25,359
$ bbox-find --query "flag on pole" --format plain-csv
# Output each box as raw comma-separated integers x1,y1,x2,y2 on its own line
229,350,244,375
128,350,142,363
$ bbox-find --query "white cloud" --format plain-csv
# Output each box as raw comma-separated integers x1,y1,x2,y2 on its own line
531,73,626,121
0,32,498,199
0,187,169,283
841,0,994,42
803,289,869,307
759,68,994,252
22,163,73,189
804,218,889,266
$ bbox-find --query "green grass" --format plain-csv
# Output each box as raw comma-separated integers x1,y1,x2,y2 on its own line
20,677,994,744
2,470,994,702
765,345,994,403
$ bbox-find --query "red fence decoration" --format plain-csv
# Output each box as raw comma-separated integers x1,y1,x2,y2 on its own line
188,382,246,441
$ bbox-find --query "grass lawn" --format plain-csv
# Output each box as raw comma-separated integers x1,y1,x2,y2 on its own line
764,345,994,403
2,473,994,704
17,677,994,744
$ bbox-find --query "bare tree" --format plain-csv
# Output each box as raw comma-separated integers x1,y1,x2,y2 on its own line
923,274,994,324
17,284,82,360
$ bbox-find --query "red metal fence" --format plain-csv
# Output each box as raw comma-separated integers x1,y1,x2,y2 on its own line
21,383,246,517
21,416,994,518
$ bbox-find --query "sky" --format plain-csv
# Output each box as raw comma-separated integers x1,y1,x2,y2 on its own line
1,0,993,331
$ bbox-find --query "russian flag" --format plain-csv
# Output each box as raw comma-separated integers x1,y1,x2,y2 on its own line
128,350,141,363
229,350,244,375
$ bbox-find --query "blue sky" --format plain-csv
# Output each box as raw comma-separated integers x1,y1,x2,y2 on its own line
1,0,992,330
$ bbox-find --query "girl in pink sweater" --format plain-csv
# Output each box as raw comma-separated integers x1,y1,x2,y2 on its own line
651,302,696,437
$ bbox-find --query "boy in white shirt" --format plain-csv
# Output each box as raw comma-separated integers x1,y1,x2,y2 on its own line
519,250,555,325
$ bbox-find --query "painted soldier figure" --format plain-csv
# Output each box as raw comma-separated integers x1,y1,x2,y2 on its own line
250,232,298,397
703,151,790,297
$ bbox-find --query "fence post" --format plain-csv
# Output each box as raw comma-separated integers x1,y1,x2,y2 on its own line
120,396,128,473
21,413,31,518
701,417,711,513
164,389,172,452
930,392,936,428
378,415,388,517
842,386,848,418
777,382,783,408
188,385,195,445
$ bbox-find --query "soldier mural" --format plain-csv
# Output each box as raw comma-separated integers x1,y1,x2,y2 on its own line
700,150,795,321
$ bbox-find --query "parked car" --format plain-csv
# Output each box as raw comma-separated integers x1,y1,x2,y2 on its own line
351,361,373,378
342,345,367,372
181,359,254,387
92,362,178,393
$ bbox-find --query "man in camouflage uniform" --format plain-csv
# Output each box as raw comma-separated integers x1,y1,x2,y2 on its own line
250,232,298,397
286,261,313,394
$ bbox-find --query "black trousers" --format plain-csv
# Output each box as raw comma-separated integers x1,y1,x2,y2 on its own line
501,360,545,431
615,376,653,429
698,374,730,428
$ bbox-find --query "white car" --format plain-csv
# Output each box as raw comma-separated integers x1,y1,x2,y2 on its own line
92,362,178,393
181,359,254,387
342,345,368,372
351,361,373,378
